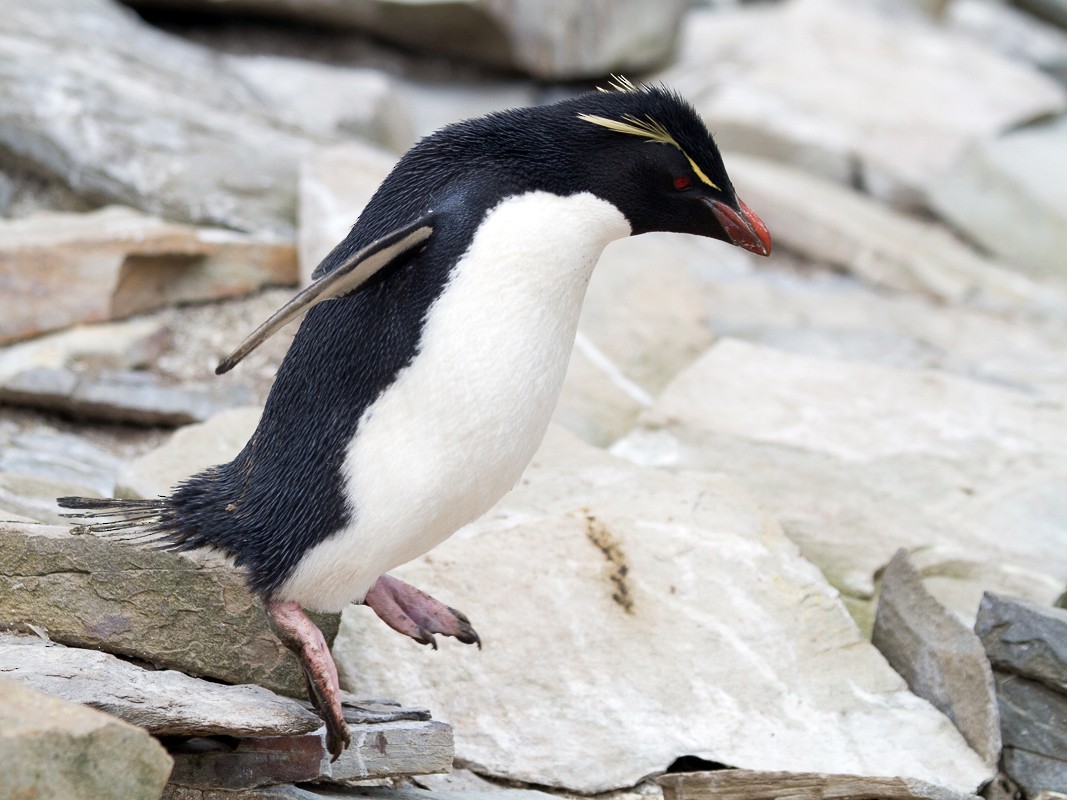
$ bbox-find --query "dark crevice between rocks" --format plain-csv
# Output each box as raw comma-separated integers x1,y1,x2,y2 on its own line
665,755,733,774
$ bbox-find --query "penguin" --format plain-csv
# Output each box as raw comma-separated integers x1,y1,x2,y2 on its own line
59,79,771,761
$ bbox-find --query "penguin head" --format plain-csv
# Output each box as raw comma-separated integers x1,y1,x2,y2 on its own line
448,79,770,256
554,80,771,255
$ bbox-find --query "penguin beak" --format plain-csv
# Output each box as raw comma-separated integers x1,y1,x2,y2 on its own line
707,197,772,257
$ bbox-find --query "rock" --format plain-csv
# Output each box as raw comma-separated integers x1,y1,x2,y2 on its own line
0,519,339,697
117,405,261,499
930,116,1067,284
0,367,254,427
0,428,121,500
0,318,168,381
662,0,1066,206
659,770,980,800
128,0,688,80
0,206,296,344
995,672,1067,794
168,720,452,790
0,675,173,800
0,634,321,737
724,153,1055,308
0,0,406,235
976,592,1067,693
335,425,990,794
298,143,397,285
554,233,718,445
611,339,1067,621
872,549,1000,769
948,0,1067,86
1017,0,1067,30
226,56,413,153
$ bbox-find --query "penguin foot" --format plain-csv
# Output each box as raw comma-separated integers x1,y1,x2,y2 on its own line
363,574,481,650
266,599,351,761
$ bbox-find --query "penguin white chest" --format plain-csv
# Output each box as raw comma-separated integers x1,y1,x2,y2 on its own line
280,191,631,611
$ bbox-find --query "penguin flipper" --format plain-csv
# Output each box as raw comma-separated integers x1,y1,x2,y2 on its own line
215,217,435,375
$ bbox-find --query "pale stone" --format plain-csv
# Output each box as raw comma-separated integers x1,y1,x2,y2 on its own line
663,0,1066,206
128,0,688,80
0,206,296,344
872,549,1000,769
0,520,339,697
725,153,1056,308
0,0,409,234
335,425,989,794
612,339,1067,620
930,116,1067,283
116,405,262,499
0,634,322,737
0,675,172,800
0,318,167,382
228,56,413,153
298,143,397,285
948,0,1067,85
554,233,718,446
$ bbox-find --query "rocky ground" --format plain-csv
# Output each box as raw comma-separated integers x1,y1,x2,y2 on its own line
1,0,1066,799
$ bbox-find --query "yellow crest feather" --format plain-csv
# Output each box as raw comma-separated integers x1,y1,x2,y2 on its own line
576,111,721,190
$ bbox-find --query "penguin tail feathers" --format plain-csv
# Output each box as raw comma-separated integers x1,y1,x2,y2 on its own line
56,496,182,547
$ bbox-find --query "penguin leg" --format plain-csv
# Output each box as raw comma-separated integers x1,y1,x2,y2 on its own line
363,574,481,649
266,599,350,761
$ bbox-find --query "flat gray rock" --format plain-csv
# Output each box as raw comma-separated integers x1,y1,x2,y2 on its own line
0,367,254,427
0,1,405,235
0,675,172,800
976,592,1067,693
0,634,321,737
995,672,1067,773
168,719,452,790
872,549,1000,769
0,520,338,697
660,770,980,800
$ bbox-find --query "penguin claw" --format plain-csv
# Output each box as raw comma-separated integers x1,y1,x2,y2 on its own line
363,574,482,649
266,600,350,762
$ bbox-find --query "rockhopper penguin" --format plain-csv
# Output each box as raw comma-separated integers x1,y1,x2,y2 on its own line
59,79,771,760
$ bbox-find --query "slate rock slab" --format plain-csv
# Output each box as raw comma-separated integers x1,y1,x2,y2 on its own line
0,675,173,800
659,770,981,800
168,719,453,789
872,549,1000,769
976,592,1067,693
0,520,339,697
0,367,254,427
995,672,1067,794
0,634,321,737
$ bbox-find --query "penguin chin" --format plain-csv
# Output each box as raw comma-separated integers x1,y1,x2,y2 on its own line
705,197,772,256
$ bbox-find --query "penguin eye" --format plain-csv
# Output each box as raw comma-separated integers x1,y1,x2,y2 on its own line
673,176,692,191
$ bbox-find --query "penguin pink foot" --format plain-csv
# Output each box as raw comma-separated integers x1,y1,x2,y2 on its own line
266,599,350,761
363,574,481,649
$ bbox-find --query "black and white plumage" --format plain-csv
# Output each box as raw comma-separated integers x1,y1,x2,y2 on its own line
59,80,771,759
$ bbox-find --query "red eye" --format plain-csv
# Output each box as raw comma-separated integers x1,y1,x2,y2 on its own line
673,176,692,191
